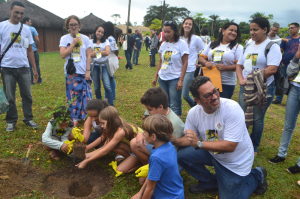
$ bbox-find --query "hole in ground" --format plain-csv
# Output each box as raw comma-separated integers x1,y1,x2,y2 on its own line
68,181,92,197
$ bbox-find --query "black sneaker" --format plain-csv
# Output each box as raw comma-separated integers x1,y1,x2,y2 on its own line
286,164,300,174
189,184,218,194
6,123,16,132
24,120,39,128
254,166,268,195
269,155,285,164
272,100,281,104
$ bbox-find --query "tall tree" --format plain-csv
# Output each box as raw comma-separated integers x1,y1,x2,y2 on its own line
111,14,121,25
134,21,137,26
125,21,133,26
208,14,220,37
149,18,162,31
239,21,250,34
143,4,190,27
249,12,273,22
193,13,207,34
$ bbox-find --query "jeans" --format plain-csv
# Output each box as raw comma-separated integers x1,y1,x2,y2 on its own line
182,71,195,107
105,76,116,100
124,49,133,69
92,64,114,106
275,64,288,102
158,78,182,116
1,67,33,123
178,146,263,199
87,131,102,149
29,51,42,83
239,81,276,152
132,49,140,65
150,48,157,67
145,43,150,51
219,84,235,99
277,85,300,167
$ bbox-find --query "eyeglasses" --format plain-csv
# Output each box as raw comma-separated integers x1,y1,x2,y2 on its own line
201,88,219,100
164,21,175,25
69,23,79,27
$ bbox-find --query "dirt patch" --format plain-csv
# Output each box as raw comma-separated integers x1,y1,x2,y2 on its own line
0,159,113,199
73,142,86,159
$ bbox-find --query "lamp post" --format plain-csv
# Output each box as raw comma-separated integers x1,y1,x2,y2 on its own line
126,0,131,34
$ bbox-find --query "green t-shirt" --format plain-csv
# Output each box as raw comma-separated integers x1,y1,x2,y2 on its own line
167,109,184,150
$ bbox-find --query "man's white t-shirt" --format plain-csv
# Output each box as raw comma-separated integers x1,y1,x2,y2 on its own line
184,98,254,176
59,33,91,75
202,43,243,85
237,39,281,86
90,39,109,62
0,21,33,68
108,36,118,52
158,39,189,80
180,35,205,72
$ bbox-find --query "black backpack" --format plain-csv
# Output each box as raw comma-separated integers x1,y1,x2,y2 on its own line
145,36,149,43
243,41,284,96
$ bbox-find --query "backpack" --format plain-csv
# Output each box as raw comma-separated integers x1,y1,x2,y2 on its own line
145,36,149,43
243,41,284,96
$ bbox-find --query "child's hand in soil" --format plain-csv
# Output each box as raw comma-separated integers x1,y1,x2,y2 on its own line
76,159,88,169
85,152,93,159
60,143,69,153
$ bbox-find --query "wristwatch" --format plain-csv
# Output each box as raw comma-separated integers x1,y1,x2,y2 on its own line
195,140,203,150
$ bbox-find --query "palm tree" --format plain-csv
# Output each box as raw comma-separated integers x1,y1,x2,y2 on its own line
209,14,220,37
111,14,121,25
249,12,265,22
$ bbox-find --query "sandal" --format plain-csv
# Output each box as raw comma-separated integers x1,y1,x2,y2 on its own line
50,150,60,160
115,155,124,162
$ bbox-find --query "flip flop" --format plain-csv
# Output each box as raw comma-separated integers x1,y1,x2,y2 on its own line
50,150,60,160
115,155,124,162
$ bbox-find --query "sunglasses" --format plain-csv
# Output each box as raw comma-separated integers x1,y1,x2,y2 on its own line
201,88,219,100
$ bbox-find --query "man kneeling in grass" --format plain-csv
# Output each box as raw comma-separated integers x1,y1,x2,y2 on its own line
130,87,184,167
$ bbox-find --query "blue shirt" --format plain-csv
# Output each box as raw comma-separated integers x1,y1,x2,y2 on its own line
148,142,184,199
280,36,300,65
24,24,38,51
133,34,141,50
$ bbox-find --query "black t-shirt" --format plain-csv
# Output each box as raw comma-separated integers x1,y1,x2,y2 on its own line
123,34,135,50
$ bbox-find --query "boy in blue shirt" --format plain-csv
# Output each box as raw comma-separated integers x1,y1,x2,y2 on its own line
132,115,184,199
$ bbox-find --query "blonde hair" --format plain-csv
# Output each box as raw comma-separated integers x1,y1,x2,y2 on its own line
142,115,174,142
99,106,138,141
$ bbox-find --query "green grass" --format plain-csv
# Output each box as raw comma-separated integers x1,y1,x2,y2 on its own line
1,47,300,198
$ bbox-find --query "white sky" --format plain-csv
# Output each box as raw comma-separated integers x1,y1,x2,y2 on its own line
29,0,299,28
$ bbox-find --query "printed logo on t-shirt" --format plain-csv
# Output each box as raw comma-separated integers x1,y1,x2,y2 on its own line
246,53,258,66
56,128,66,136
10,32,21,44
288,42,299,54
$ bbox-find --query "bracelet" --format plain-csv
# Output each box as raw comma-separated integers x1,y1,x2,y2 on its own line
155,75,158,78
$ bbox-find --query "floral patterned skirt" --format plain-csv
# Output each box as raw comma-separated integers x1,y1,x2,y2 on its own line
65,74,93,121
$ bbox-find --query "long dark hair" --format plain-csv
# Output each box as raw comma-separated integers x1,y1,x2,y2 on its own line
103,21,115,40
210,22,241,50
163,20,180,43
180,17,195,45
93,25,107,44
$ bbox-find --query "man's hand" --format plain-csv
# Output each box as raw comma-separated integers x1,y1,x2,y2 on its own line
185,129,199,148
282,38,291,43
33,70,39,83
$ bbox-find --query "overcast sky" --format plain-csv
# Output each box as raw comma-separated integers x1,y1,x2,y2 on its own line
29,0,299,28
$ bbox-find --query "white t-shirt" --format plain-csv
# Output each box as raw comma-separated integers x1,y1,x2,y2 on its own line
59,33,91,75
108,36,118,52
237,39,281,86
180,35,205,72
0,21,33,68
158,39,189,80
90,39,110,62
202,42,243,85
184,98,254,176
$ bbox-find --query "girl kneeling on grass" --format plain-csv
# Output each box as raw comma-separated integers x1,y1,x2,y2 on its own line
132,115,184,199
76,106,143,174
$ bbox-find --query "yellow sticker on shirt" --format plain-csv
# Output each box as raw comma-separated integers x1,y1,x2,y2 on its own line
162,50,172,70
72,46,81,62
212,50,224,62
246,53,258,66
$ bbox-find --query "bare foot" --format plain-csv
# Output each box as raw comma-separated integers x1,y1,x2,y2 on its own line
139,177,146,185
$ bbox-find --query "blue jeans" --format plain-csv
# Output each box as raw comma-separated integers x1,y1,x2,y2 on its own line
239,81,276,152
277,85,300,167
158,78,182,116
92,64,114,106
132,49,140,64
182,71,195,107
150,48,157,67
87,131,102,149
275,65,288,102
178,146,263,199
105,76,116,100
124,49,133,69
1,67,33,123
29,51,42,83
219,84,235,99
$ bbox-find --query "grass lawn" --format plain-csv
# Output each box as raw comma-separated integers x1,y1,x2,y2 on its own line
0,46,300,198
